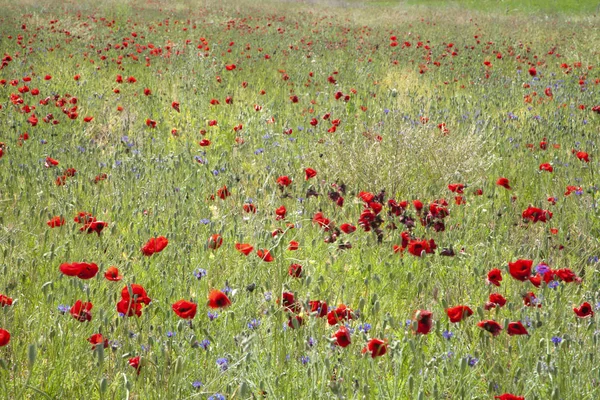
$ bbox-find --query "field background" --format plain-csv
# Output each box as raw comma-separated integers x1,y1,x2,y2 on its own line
1,0,600,398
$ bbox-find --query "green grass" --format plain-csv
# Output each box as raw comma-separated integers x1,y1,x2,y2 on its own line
0,0,599,399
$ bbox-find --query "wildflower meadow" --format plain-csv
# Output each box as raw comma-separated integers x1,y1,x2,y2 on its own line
1,0,600,398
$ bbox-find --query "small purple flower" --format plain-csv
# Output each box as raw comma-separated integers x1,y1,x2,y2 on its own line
307,337,316,347
551,336,562,345
548,281,559,289
247,319,261,330
166,331,175,338
192,380,203,389
57,305,71,314
536,263,550,274
199,339,210,350
216,357,228,371
300,355,310,365
208,312,219,321
442,330,454,340
193,268,207,280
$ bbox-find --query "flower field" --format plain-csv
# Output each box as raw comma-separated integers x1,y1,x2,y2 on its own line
1,0,600,398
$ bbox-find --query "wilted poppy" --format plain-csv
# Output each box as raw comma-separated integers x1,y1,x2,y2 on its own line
207,234,223,250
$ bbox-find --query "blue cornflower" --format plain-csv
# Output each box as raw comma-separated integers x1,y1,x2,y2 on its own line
300,356,310,365
358,323,372,333
442,330,454,340
166,331,175,338
199,339,210,350
535,263,550,274
208,312,219,321
208,394,226,400
307,337,316,347
551,336,562,345
57,305,71,314
548,281,560,289
193,268,207,280
264,292,272,301
200,218,211,225
247,319,261,330
216,357,228,371
192,380,203,389
467,355,479,367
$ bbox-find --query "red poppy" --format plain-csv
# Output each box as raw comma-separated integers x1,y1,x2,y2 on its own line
305,168,317,180
576,151,589,162
288,240,299,251
277,176,292,187
407,239,433,257
172,300,197,319
539,163,553,172
486,268,503,286
477,320,502,336
129,356,142,374
243,203,257,213
507,321,529,336
275,205,287,220
309,300,327,317
281,292,300,313
0,294,13,307
327,304,354,325
448,183,465,194
117,299,142,317
287,315,304,329
496,177,511,189
141,236,169,256
522,206,552,223
574,302,594,318
555,268,580,283
235,243,254,255
225,64,236,71
214,186,229,200
47,216,65,228
508,259,533,281
288,263,303,278
199,139,211,147
414,310,433,334
60,262,99,280
207,234,223,250
45,157,59,167
362,338,387,358
523,292,541,308
88,333,108,350
256,249,274,262
0,329,10,347
121,284,151,305
71,300,93,322
446,305,473,323
74,212,95,224
208,289,231,309
340,223,356,234
486,293,507,309
208,119,218,126
80,221,108,235
104,266,123,281
528,67,537,76
495,395,524,400
332,326,351,348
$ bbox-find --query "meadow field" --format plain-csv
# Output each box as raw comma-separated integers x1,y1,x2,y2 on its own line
1,0,600,398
